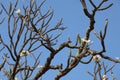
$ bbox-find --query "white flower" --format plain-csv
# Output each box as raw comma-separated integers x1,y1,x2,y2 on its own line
15,9,21,14
93,55,101,62
102,75,108,80
81,38,91,43
14,77,18,80
37,65,43,69
37,65,43,79
20,50,30,57
115,57,120,62
115,57,119,60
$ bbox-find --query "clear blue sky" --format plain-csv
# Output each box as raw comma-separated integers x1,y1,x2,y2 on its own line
0,0,120,80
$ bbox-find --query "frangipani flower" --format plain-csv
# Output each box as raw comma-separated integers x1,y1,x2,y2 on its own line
15,9,21,15
102,75,108,80
37,65,43,80
115,57,119,60
15,9,25,21
20,50,30,57
81,38,91,43
114,57,120,62
93,55,101,62
14,77,18,80
37,65,43,69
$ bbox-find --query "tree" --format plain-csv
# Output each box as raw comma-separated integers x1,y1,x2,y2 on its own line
0,0,120,80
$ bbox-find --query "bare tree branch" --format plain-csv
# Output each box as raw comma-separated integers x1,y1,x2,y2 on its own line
0,0,119,80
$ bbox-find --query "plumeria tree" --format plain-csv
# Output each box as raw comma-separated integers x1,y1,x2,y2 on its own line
0,0,120,80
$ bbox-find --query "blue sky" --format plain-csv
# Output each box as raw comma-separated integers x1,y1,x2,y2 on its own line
0,0,120,80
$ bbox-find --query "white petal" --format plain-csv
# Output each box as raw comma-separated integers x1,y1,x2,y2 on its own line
93,55,101,62
16,9,20,14
81,38,91,43
14,77,18,80
37,65,43,69
20,50,30,57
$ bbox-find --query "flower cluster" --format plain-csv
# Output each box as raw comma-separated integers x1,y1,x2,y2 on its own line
37,65,43,79
102,75,108,80
93,55,101,63
14,77,18,80
37,65,43,69
15,9,21,15
20,50,30,57
81,38,91,43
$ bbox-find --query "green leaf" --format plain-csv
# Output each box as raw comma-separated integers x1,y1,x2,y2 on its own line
77,34,81,44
